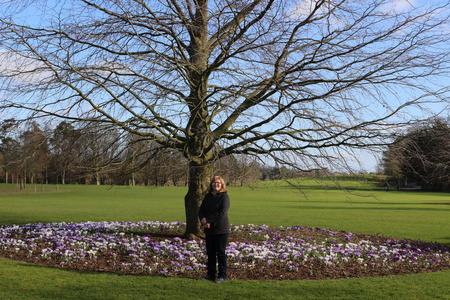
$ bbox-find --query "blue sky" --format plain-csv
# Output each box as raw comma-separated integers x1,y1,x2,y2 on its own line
1,0,449,173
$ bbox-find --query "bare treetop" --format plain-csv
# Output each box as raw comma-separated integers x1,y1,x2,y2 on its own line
1,0,449,236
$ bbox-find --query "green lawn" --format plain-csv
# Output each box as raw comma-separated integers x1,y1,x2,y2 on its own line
0,180,449,299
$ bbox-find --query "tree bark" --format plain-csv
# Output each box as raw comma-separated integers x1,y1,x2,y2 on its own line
184,162,213,239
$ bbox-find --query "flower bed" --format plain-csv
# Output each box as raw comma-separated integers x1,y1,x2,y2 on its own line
1,221,449,280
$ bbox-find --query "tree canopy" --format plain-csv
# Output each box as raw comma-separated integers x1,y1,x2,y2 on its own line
382,118,450,191
1,0,449,236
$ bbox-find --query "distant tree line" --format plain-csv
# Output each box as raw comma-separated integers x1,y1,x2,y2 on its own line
0,120,311,187
3,118,448,192
381,119,450,192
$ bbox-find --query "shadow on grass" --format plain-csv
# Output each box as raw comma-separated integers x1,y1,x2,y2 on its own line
260,181,450,195
287,201,450,211
281,186,385,192
8,258,100,275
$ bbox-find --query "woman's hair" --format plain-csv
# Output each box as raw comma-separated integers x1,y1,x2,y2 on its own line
208,175,227,193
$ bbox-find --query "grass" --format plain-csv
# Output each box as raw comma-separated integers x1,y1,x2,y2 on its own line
1,258,449,300
0,178,449,299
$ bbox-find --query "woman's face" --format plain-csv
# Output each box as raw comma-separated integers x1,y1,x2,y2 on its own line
212,180,222,193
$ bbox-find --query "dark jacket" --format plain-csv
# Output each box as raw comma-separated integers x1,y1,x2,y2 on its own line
198,191,230,235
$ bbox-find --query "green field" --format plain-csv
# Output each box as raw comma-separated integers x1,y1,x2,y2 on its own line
1,179,449,299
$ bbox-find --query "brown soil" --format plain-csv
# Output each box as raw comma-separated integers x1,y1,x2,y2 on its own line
1,227,449,281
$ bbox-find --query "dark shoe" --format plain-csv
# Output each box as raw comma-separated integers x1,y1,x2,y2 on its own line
200,275,214,281
215,277,226,283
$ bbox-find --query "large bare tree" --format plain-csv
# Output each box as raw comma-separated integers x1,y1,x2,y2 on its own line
1,0,449,237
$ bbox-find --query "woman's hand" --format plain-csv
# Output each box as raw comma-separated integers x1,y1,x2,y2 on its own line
201,218,210,228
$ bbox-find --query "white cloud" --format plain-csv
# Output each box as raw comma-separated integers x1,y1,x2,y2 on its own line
0,50,52,84
379,0,417,14
287,0,349,31
288,0,328,19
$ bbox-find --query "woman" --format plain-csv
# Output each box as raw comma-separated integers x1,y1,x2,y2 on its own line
198,175,230,283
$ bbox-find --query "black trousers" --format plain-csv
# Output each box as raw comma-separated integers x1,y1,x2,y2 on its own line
205,233,229,279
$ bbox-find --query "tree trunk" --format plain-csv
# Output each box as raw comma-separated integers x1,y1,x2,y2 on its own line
95,171,101,185
184,162,213,239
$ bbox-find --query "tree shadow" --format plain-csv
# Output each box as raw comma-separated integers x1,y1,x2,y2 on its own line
287,202,450,212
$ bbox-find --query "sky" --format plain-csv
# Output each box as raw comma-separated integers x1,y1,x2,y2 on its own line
1,0,449,173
